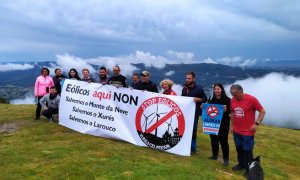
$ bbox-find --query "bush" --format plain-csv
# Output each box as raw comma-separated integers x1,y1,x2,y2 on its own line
0,97,8,104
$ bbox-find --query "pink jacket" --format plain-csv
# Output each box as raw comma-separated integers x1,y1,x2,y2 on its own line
34,75,54,97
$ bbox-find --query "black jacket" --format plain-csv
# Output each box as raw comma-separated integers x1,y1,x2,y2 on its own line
108,75,127,87
182,83,207,117
53,74,67,94
130,81,141,90
139,81,158,93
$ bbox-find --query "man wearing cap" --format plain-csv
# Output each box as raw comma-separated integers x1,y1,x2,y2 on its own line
139,71,158,93
108,65,127,87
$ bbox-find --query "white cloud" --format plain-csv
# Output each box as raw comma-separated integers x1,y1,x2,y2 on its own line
172,84,184,96
46,51,264,78
202,58,217,64
87,51,172,75
216,57,257,67
225,73,300,129
0,63,34,72
166,50,194,62
51,53,96,77
10,94,35,104
165,71,175,76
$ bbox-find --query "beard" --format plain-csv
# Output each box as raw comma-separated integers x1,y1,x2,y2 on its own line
49,93,57,100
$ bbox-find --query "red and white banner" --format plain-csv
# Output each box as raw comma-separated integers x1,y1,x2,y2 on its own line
59,79,195,156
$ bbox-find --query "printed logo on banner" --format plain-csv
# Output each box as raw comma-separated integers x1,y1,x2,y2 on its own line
135,97,185,150
202,104,224,135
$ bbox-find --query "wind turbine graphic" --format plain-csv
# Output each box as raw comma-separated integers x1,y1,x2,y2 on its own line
142,112,155,132
164,118,174,135
147,104,167,137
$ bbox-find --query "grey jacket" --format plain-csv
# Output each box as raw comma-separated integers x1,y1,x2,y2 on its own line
40,94,60,109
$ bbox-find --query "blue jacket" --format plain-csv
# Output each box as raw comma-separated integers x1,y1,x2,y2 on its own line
181,83,207,117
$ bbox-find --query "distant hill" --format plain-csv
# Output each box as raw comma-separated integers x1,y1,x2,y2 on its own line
1,61,300,100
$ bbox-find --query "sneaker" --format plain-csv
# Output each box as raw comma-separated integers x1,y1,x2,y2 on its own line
208,155,218,160
232,164,245,171
223,160,229,166
48,116,54,123
191,149,197,153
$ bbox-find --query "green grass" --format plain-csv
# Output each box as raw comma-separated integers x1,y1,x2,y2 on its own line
0,104,299,179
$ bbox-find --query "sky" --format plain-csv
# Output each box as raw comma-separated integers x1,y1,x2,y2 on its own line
0,0,300,62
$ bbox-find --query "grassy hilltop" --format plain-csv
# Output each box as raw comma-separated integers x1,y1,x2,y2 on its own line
0,104,299,179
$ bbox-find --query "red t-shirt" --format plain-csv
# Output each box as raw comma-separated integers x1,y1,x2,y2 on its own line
231,94,263,136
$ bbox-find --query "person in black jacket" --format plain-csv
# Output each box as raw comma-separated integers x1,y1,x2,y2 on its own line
53,68,67,95
181,71,207,153
130,73,141,90
108,65,127,87
207,83,231,166
139,71,158,93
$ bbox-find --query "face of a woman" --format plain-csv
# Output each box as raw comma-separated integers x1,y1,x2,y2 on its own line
70,70,76,77
161,83,169,91
214,86,222,97
42,70,48,76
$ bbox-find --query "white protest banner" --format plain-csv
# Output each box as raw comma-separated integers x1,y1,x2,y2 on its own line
59,79,195,156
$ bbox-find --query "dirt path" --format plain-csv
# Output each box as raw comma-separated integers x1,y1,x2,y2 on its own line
0,121,24,134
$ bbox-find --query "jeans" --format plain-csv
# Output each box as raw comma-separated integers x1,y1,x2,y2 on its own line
233,132,254,169
191,116,199,152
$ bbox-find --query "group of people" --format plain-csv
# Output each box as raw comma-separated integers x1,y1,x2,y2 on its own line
34,65,265,177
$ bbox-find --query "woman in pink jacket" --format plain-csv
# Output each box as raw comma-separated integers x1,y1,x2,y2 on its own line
34,67,54,120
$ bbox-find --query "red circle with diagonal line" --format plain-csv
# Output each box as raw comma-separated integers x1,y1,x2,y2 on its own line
206,105,219,118
135,97,185,150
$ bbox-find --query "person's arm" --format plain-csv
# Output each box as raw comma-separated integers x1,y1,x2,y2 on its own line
39,95,48,109
34,77,39,97
56,96,61,107
193,87,207,103
50,77,55,86
153,84,159,93
230,113,234,134
250,108,266,132
123,77,127,88
200,87,207,103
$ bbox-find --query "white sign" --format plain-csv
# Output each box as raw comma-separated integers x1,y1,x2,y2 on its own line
59,79,195,156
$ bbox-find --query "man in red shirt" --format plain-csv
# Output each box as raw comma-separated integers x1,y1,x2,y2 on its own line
230,84,266,176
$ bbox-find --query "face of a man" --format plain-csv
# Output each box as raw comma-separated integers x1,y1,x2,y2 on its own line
132,75,139,83
82,70,89,78
185,74,194,85
141,75,149,83
113,67,120,76
50,88,57,95
99,69,106,78
55,69,62,76
231,89,243,101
